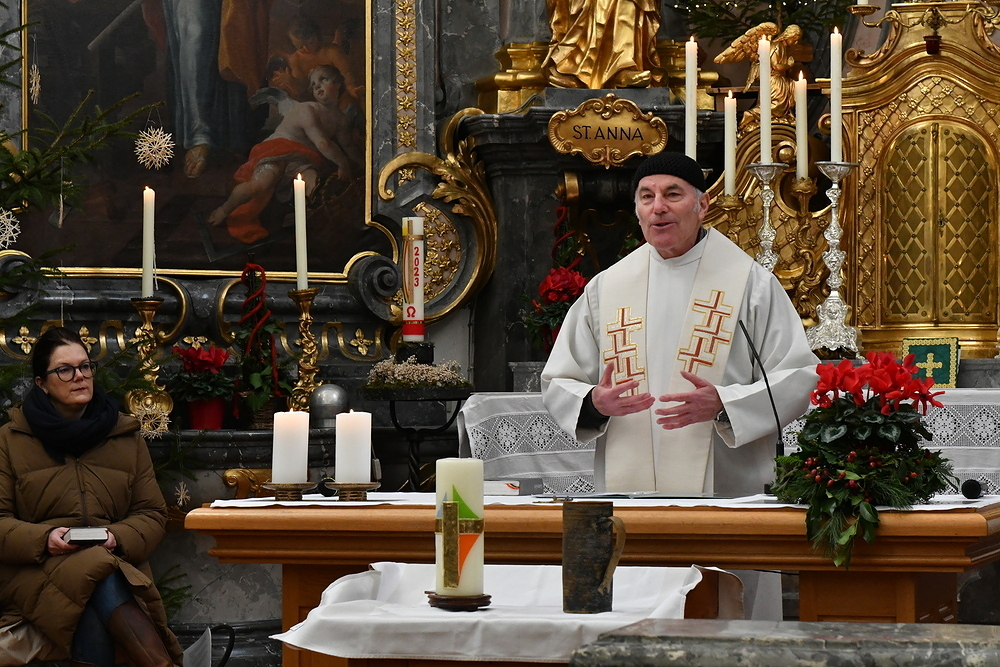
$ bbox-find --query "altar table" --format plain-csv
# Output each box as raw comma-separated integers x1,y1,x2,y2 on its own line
185,495,1000,667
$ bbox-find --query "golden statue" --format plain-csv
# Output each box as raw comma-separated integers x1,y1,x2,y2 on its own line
715,22,803,130
542,0,661,89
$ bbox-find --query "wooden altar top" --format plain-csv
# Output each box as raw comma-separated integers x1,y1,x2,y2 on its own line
184,497,1000,574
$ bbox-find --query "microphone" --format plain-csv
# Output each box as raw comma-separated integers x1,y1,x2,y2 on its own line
737,320,783,461
962,479,984,499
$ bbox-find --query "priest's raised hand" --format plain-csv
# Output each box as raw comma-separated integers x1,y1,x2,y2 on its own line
591,361,655,417
653,371,725,430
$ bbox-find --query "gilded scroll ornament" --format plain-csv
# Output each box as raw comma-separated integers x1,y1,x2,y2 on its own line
547,93,668,168
378,109,498,321
542,0,662,89
413,202,462,301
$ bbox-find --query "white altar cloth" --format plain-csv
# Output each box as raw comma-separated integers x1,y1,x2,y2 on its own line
273,562,737,663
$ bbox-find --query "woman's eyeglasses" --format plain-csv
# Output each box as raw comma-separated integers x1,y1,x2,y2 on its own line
45,361,98,382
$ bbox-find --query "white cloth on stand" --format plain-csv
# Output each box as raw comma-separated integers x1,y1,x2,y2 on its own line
458,392,596,493
274,562,741,662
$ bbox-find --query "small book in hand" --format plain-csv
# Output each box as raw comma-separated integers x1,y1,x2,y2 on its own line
66,527,109,546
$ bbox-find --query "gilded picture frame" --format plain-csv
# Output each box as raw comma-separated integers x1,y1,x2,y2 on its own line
14,0,391,282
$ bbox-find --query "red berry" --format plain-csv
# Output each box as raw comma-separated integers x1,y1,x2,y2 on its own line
839,471,846,479
827,480,835,487
815,475,822,483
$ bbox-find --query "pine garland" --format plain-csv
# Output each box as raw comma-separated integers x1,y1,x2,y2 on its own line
671,0,854,42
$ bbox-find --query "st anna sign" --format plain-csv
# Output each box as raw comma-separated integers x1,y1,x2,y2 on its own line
547,93,668,168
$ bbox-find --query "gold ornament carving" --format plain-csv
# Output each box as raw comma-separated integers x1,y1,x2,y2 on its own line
413,201,462,301
547,93,668,169
395,0,417,183
124,297,173,429
378,109,498,321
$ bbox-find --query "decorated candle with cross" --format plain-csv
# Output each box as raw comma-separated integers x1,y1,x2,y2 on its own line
435,458,484,596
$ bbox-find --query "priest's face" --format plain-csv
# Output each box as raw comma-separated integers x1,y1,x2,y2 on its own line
635,174,709,259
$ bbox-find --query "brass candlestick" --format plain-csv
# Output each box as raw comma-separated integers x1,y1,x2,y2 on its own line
125,297,173,428
288,287,322,412
790,177,817,219
716,193,744,231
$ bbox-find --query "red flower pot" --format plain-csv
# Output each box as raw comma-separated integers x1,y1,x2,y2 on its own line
188,397,226,430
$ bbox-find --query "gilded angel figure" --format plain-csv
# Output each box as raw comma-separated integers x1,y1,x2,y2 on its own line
716,22,803,130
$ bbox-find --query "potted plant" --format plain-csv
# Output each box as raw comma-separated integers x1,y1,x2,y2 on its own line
232,261,292,429
771,352,955,567
165,342,234,430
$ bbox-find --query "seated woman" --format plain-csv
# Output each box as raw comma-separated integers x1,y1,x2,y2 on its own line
0,327,183,666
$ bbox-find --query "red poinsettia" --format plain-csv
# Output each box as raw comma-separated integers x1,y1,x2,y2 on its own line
537,267,587,305
810,351,944,415
174,344,229,374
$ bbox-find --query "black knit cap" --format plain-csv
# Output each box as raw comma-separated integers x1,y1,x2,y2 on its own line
631,151,706,195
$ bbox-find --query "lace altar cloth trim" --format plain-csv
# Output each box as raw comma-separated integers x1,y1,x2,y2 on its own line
458,392,596,494
781,389,1000,494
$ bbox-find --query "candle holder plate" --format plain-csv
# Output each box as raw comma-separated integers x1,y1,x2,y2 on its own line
323,480,382,501
262,482,318,501
426,592,492,612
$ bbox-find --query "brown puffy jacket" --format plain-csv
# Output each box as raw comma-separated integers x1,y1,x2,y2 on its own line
0,406,184,664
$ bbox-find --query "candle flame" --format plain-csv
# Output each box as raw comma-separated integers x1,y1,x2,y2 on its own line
833,27,840,35
798,71,805,81
295,173,304,182
144,186,152,192
689,36,696,43
727,91,733,99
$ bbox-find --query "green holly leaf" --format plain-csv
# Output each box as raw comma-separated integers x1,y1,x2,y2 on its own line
859,501,878,523
836,521,858,545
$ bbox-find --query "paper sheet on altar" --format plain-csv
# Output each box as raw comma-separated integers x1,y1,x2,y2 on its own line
274,562,741,662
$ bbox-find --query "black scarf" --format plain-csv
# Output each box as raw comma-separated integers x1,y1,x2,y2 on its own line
22,384,121,463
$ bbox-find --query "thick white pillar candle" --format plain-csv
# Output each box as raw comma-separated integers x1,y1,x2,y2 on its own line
795,73,809,179
435,458,484,596
141,187,155,298
830,28,843,163
335,410,372,483
293,174,308,290
758,37,772,163
271,411,310,484
402,216,425,342
685,36,698,160
724,92,737,196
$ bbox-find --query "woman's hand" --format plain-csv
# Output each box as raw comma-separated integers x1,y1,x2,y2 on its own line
102,530,117,552
47,527,80,556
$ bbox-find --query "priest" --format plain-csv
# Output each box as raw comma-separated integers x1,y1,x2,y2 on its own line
541,153,819,618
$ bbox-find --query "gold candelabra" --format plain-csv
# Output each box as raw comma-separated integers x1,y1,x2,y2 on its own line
288,287,322,412
125,297,173,425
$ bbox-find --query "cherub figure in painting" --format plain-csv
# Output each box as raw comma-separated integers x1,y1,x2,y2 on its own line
271,16,364,103
208,65,364,244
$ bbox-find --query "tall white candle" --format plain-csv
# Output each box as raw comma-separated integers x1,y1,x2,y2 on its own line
335,410,372,483
758,37,772,163
293,174,308,290
685,36,698,160
830,28,843,163
795,73,809,179
435,458,484,596
402,216,425,342
724,92,737,196
141,187,155,298
271,411,310,484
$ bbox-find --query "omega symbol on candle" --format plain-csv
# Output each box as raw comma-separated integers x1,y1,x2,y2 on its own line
406,306,417,317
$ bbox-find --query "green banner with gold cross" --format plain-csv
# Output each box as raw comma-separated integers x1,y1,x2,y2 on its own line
901,337,959,388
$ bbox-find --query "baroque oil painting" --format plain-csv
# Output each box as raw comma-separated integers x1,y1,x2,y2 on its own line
16,0,386,276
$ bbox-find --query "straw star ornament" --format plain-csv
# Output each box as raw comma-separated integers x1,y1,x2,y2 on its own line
135,127,175,170
0,208,20,249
